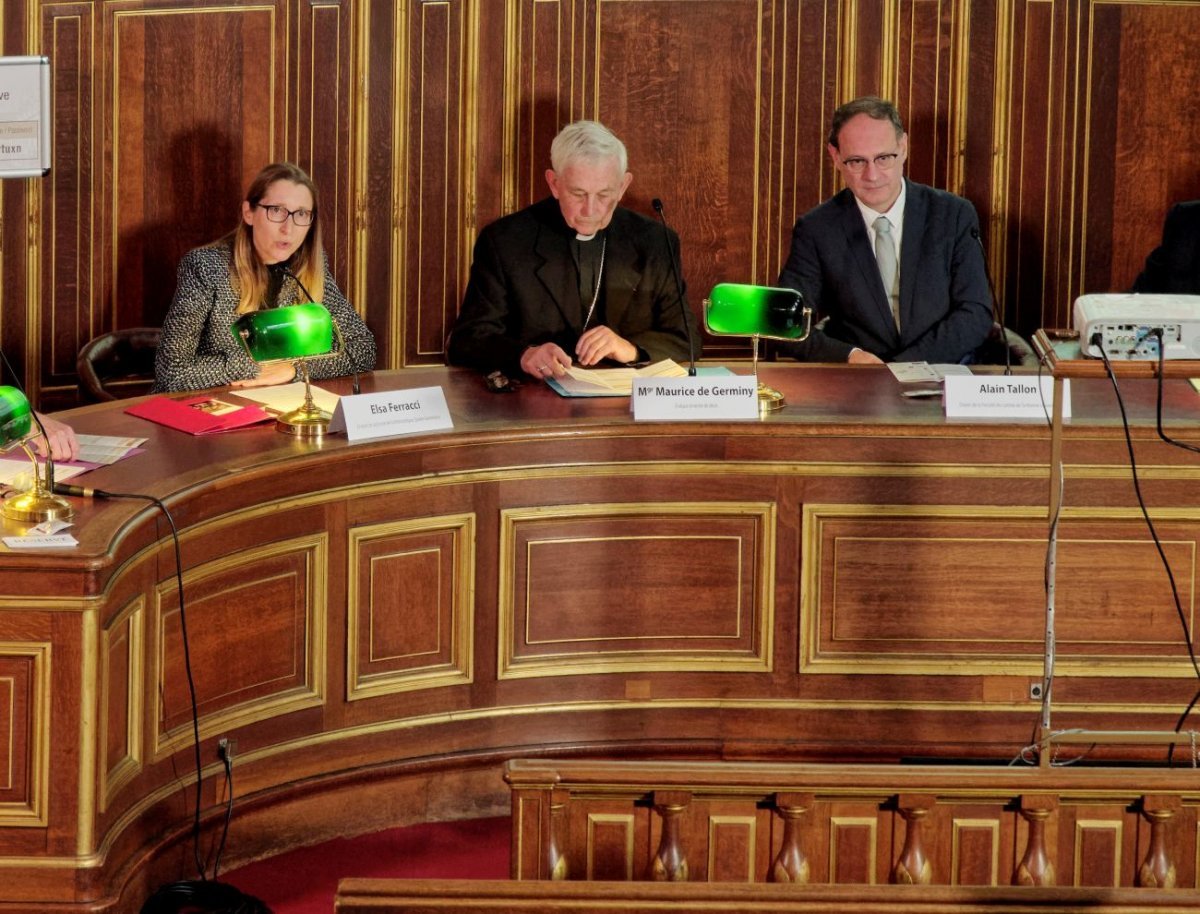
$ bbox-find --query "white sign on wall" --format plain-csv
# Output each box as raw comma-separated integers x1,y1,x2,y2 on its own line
0,57,50,178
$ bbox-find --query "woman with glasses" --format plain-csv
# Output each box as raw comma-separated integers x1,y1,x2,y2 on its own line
154,162,376,392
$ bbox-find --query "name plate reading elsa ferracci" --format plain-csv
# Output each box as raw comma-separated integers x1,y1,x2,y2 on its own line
943,375,1070,420
328,387,453,441
631,376,758,421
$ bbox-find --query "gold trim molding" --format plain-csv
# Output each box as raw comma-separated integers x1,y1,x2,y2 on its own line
346,513,476,701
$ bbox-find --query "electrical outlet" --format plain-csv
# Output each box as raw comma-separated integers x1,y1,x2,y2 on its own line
1029,682,1044,701
217,737,236,762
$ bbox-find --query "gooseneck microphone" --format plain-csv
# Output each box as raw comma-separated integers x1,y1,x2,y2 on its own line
651,198,698,376
271,262,361,394
970,226,1012,376
272,261,317,305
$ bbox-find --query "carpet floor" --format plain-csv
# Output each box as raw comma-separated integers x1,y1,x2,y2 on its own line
222,815,511,914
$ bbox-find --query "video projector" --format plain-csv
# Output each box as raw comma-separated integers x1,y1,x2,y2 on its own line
1074,293,1200,359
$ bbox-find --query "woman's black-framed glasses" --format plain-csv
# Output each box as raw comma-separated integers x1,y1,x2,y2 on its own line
256,203,316,226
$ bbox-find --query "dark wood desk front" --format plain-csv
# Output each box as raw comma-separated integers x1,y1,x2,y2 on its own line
2,364,1199,911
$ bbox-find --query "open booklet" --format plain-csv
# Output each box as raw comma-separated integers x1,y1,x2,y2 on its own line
547,359,688,398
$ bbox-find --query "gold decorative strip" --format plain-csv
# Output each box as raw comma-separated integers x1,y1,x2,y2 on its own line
707,815,758,881
0,641,50,828
800,503,1200,677
950,817,1001,885
829,815,878,884
587,812,635,880
496,501,776,679
346,513,475,701
99,596,144,816
151,534,328,758
1072,818,1122,887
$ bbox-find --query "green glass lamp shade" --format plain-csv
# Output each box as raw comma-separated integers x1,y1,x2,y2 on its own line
0,385,32,448
704,283,811,340
232,303,334,362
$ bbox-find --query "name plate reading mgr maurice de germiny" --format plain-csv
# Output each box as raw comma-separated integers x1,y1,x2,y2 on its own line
631,376,759,421
329,387,453,441
943,375,1070,420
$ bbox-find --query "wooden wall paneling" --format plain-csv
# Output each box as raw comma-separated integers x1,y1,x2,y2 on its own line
995,0,1065,339
594,0,766,348
509,0,578,215
38,1,95,407
105,0,281,346
296,0,359,308
360,0,395,370
766,0,841,300
892,0,971,194
397,0,472,366
1077,1,1200,299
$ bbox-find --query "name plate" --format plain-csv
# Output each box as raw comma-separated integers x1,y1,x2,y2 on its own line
328,386,453,441
631,376,758,421
3,533,78,549
944,376,1070,419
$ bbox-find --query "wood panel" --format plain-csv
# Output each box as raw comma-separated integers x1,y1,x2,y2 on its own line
506,759,1200,890
336,877,1200,913
154,533,327,752
0,365,1198,906
13,0,1200,402
346,513,475,699
396,0,472,366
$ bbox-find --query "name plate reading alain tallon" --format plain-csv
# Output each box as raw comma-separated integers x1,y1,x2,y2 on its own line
631,375,758,421
328,387,453,441
943,375,1070,420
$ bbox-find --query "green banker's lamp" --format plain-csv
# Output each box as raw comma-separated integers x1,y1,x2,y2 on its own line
232,303,343,438
0,385,74,523
703,283,812,412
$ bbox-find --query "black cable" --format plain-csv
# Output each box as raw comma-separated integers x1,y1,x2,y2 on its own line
2,350,209,874
211,744,235,879
1151,329,1200,455
58,485,208,878
1096,338,1200,762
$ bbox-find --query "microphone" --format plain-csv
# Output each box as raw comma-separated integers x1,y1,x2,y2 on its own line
272,262,317,305
52,482,109,499
651,198,698,376
970,226,1012,376
272,262,361,394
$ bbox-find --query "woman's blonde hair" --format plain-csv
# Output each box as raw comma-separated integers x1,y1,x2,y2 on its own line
222,162,325,313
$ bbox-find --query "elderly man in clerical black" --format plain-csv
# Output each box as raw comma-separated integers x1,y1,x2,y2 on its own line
776,96,993,364
447,120,692,381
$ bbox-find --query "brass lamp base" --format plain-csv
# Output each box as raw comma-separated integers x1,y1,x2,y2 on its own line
276,402,331,439
3,489,74,523
757,384,786,413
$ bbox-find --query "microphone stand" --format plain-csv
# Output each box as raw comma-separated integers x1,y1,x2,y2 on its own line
971,226,1012,376
651,198,698,376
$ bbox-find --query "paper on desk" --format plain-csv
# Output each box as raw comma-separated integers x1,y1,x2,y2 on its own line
552,359,687,397
75,433,147,465
0,459,85,488
234,382,341,414
889,362,973,383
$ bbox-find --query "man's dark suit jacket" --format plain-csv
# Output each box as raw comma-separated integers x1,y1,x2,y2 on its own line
1132,201,1200,293
447,197,692,374
776,180,993,363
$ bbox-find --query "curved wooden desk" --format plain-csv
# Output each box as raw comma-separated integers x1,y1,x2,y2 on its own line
2,364,1199,910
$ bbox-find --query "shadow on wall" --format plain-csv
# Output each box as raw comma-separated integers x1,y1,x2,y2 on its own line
117,127,242,329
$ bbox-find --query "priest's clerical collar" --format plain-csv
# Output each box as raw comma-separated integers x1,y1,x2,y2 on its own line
576,231,597,242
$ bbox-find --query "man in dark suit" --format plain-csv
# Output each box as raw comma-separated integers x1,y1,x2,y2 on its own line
777,97,993,364
1132,200,1200,293
448,121,692,380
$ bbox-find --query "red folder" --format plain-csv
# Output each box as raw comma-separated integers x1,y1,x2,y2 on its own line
125,395,274,435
